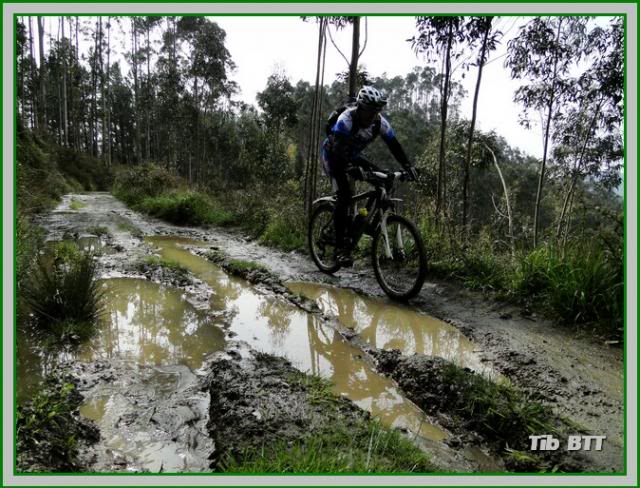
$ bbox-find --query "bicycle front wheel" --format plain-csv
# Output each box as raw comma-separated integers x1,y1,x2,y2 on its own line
371,214,427,300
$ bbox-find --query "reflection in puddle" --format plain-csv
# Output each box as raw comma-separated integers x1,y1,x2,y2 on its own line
17,278,225,403
77,278,226,370
146,236,447,441
286,282,496,378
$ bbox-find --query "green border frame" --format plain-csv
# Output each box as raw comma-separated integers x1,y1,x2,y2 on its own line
4,3,634,485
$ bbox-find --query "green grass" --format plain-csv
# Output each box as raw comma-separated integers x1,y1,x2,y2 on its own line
69,198,86,211
17,374,96,472
137,191,236,227
225,259,268,275
22,246,104,343
86,225,109,237
142,255,188,275
219,421,434,473
220,371,435,474
259,213,306,252
437,362,556,447
115,220,143,237
420,219,623,335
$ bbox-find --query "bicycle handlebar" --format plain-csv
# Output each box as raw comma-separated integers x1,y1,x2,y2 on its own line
364,169,411,185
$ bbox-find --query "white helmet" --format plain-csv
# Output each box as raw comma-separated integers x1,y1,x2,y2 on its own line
356,86,387,110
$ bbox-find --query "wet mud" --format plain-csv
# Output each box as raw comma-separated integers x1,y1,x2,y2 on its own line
22,192,624,473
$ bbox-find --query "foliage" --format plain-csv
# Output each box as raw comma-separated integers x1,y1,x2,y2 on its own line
142,255,189,274
21,245,104,343
17,374,97,472
112,163,181,206
437,362,556,448
138,191,236,227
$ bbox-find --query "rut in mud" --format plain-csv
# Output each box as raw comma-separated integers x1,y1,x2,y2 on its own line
18,192,623,473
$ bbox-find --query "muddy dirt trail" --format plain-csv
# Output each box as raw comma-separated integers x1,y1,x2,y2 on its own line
24,192,623,473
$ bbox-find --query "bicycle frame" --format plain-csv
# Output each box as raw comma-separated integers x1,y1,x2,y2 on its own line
311,170,406,259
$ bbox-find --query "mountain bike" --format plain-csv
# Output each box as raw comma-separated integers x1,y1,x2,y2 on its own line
308,168,427,300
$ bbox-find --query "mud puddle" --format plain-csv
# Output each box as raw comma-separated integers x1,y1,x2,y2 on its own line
146,236,448,443
286,282,499,380
17,277,225,472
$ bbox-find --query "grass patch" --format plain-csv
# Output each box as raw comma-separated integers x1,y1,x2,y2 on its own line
219,420,433,473
137,191,236,227
22,245,103,343
259,213,306,252
69,198,86,211
437,362,556,447
225,259,268,275
17,374,97,472
115,220,143,237
86,225,109,237
142,255,188,275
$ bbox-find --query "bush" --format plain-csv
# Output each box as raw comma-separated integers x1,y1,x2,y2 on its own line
112,163,180,206
22,247,104,343
17,374,98,472
258,179,306,252
138,191,236,227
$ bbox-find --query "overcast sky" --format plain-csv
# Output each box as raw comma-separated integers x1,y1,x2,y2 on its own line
30,15,617,161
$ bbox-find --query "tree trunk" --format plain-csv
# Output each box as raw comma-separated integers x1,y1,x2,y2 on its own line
485,143,514,255
556,99,603,239
132,18,141,163
90,19,98,156
29,17,36,129
60,18,68,146
436,22,453,223
348,16,360,98
533,19,562,248
462,20,491,230
146,21,151,161
106,17,112,166
37,16,47,134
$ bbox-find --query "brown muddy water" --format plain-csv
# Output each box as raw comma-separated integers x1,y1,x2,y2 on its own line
146,236,448,442
286,282,497,379
18,234,503,470
17,278,225,403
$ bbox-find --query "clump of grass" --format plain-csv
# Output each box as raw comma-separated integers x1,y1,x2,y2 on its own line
22,246,103,343
437,362,555,447
510,245,623,331
17,374,98,472
219,420,434,473
86,225,109,237
69,198,86,211
225,259,268,275
259,213,305,252
138,191,236,227
142,255,188,275
115,220,143,237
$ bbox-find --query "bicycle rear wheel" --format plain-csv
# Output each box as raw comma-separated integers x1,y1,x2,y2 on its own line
309,202,341,274
371,214,427,300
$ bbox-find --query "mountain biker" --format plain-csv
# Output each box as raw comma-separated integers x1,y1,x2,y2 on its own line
321,85,418,266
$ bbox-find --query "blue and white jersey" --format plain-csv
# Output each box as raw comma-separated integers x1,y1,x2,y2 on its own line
327,107,396,159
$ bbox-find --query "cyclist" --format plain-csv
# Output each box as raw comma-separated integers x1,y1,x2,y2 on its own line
321,85,418,266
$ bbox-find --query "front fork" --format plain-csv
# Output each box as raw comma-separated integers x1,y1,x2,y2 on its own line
379,211,403,259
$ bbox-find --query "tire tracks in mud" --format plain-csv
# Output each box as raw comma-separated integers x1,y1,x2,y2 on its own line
35,192,624,473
